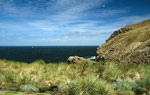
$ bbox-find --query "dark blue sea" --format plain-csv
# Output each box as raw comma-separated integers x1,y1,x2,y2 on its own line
0,46,98,63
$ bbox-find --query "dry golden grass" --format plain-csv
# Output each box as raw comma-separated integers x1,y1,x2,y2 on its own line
96,19,150,63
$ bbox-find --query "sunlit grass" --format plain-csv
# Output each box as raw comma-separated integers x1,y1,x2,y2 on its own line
0,59,150,95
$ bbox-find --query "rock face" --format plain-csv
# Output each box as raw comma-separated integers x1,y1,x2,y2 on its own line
96,20,150,64
106,27,132,42
67,56,92,64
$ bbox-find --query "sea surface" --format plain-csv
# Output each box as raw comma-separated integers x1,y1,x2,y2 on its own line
0,46,98,63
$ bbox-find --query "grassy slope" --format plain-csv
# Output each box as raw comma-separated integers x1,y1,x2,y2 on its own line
0,59,150,95
96,19,150,63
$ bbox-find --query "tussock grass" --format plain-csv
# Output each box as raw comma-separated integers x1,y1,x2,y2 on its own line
0,59,150,95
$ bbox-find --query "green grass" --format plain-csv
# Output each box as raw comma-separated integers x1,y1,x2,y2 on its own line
0,59,150,95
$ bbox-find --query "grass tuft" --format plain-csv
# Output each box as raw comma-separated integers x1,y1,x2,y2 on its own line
0,59,150,95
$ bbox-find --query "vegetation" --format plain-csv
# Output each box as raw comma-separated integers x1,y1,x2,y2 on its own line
0,59,150,95
96,19,150,64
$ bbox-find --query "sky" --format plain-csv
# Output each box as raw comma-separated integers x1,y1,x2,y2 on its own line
0,0,150,46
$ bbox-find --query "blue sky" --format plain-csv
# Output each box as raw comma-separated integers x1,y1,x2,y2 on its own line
0,0,150,46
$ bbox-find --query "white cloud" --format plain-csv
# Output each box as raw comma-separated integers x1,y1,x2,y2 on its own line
0,0,149,46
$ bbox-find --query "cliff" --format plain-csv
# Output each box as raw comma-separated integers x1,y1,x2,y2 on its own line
96,20,150,64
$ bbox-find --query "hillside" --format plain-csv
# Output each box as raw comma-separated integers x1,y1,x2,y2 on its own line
96,20,150,64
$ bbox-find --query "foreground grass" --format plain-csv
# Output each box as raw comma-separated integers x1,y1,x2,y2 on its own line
0,90,50,95
0,59,150,95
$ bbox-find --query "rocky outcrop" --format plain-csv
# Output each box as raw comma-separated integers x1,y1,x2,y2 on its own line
121,46,150,64
96,20,150,64
106,27,132,42
67,56,93,64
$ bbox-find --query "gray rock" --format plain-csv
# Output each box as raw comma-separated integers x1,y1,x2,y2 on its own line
67,56,91,64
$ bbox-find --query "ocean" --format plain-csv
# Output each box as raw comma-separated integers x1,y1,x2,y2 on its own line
0,46,98,63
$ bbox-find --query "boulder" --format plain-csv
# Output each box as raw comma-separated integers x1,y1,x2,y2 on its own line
67,56,91,64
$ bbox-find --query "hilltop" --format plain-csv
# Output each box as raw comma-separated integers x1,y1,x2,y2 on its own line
96,20,150,64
